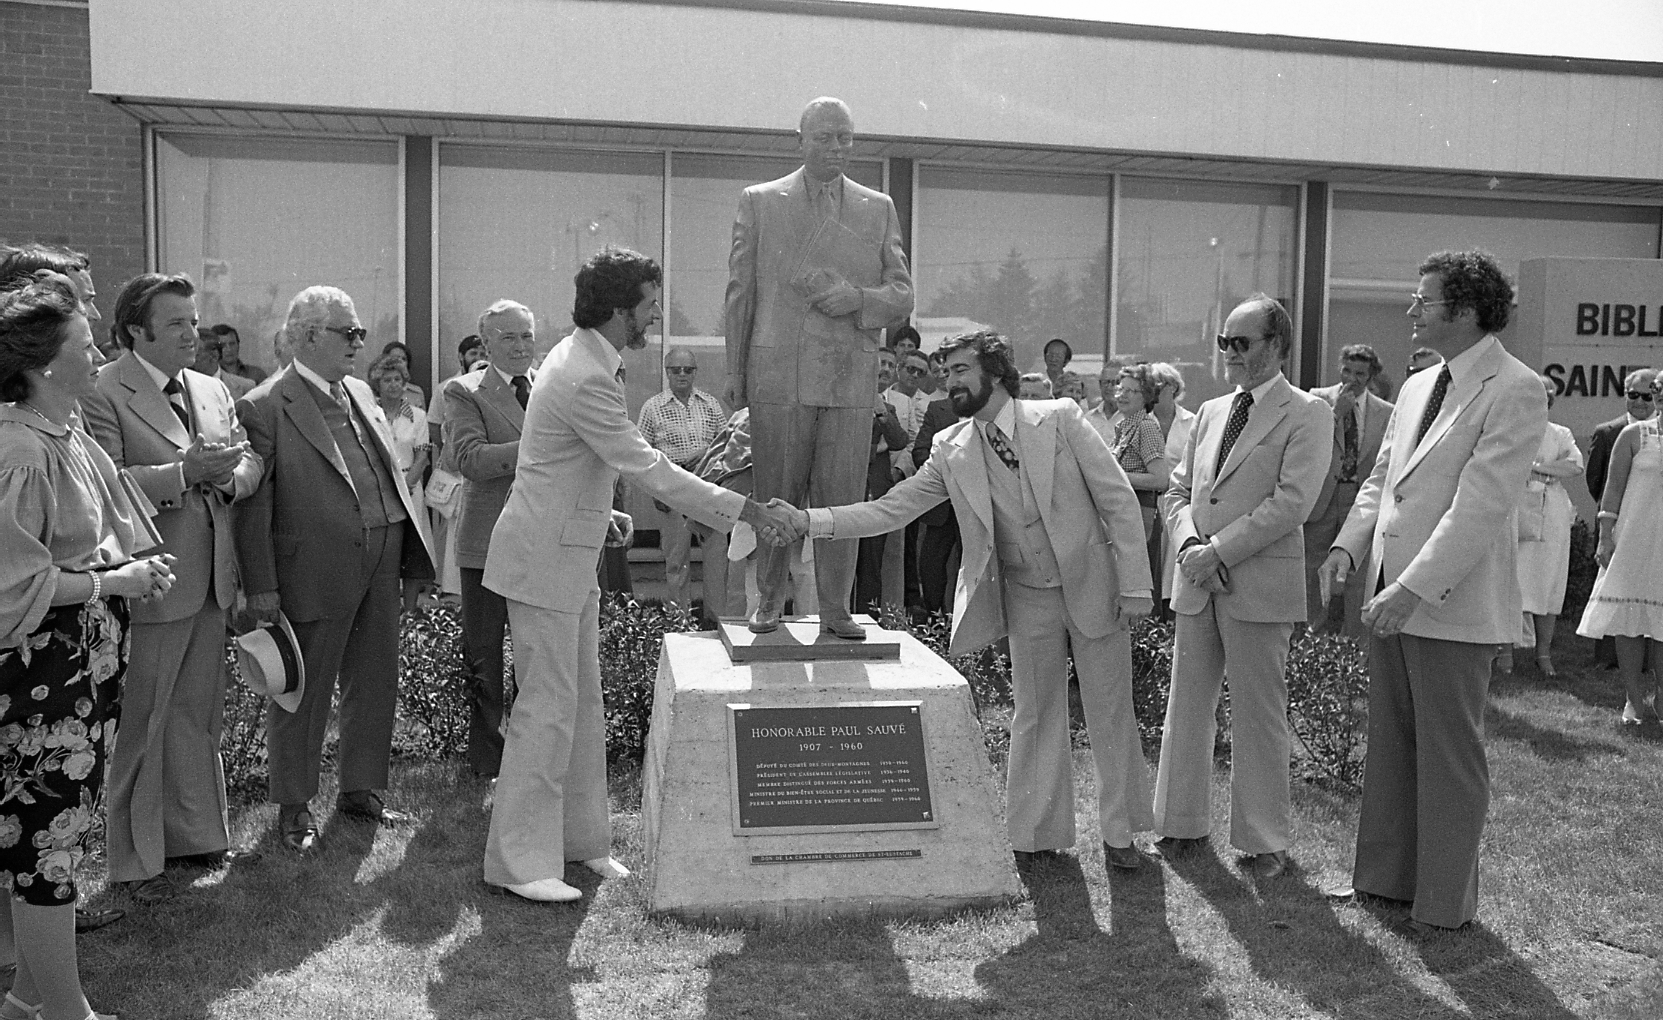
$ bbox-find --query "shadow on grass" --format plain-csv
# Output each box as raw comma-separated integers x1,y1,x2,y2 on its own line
972,856,1224,1019
1168,850,1579,1020
1485,703,1627,762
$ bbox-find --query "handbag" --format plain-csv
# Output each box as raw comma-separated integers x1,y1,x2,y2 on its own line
1516,482,1546,542
425,467,464,518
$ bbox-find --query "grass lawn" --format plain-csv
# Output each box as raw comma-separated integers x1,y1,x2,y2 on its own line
77,631,1663,1019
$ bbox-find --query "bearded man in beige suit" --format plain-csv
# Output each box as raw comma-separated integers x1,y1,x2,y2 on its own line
83,273,264,901
777,331,1157,872
723,96,913,638
1320,251,1546,931
1154,295,1333,880
482,248,800,904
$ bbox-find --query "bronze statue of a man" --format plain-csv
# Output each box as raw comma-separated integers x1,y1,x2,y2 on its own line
723,96,914,637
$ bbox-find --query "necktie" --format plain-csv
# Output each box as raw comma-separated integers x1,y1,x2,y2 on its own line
615,364,627,387
512,375,530,410
813,180,837,222
1214,391,1254,475
985,422,1020,472
1340,408,1359,481
1415,366,1452,446
162,377,190,430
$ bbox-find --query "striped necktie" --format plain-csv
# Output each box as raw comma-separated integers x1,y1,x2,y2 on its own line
162,377,191,430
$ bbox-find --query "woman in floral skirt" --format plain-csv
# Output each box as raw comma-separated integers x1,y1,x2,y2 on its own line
0,273,171,1020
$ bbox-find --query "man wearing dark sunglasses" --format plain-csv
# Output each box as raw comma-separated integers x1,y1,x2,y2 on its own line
638,347,728,614
1154,294,1333,882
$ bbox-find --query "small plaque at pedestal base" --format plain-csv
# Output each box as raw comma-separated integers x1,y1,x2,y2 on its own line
717,615,902,662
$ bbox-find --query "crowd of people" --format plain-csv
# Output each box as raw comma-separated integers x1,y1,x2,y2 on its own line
1,92,1660,1013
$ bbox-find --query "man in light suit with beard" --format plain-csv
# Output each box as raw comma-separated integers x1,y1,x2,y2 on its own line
482,247,800,903
1321,251,1547,931
724,95,913,639
84,272,264,902
1154,294,1333,881
774,330,1157,872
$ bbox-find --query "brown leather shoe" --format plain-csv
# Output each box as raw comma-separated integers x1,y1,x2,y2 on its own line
1105,842,1145,871
820,617,867,640
336,790,412,826
280,806,321,854
1154,835,1208,858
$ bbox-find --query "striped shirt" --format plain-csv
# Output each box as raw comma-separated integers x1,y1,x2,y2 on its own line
638,388,728,466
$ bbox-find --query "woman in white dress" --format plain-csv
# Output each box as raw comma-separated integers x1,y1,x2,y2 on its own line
1577,373,1663,725
370,355,430,612
1515,375,1582,677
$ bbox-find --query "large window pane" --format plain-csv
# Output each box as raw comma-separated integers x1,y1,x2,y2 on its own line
667,154,882,399
1327,193,1661,394
916,168,1109,378
437,145,664,384
1116,178,1299,408
156,134,400,382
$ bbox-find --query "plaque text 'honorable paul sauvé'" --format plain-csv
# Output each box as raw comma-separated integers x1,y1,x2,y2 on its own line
730,704,935,831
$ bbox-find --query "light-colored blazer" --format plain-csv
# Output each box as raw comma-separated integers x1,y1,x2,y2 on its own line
235,367,435,623
484,329,745,613
1335,337,1547,644
821,398,1152,657
723,167,913,409
1307,384,1393,521
443,366,527,571
82,354,262,624
1163,374,1333,623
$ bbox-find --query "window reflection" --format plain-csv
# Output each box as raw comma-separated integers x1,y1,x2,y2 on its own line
155,134,400,381
1117,178,1298,408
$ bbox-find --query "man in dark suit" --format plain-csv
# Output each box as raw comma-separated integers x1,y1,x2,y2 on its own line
1583,367,1655,667
1305,344,1393,639
84,273,264,902
912,391,961,615
238,286,435,853
723,96,913,638
443,299,536,779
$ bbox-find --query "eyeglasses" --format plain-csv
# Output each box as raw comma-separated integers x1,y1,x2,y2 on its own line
1216,334,1270,354
320,325,368,344
665,366,697,375
1629,391,1656,402
1408,293,1453,309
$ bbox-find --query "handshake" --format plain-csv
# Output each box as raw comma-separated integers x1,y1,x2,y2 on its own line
741,497,811,547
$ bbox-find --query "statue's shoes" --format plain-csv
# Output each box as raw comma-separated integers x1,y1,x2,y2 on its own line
821,617,867,640
748,605,781,633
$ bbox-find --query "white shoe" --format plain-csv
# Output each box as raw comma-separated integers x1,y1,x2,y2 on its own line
500,877,582,902
583,856,630,879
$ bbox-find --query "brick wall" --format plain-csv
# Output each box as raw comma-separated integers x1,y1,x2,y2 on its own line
0,1,145,306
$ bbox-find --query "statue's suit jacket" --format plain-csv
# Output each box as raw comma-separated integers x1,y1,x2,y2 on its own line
820,398,1152,657
83,354,262,624
235,367,435,622
443,366,527,571
1335,337,1546,645
484,329,745,611
1306,384,1393,522
723,167,912,409
1164,374,1333,623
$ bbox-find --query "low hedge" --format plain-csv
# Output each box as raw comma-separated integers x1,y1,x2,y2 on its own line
221,597,1372,796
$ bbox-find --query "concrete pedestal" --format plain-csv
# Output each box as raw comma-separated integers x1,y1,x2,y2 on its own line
641,627,1019,924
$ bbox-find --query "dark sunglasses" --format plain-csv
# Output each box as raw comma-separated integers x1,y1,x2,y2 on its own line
320,325,368,344
1216,333,1269,354
665,366,697,375
1629,391,1656,402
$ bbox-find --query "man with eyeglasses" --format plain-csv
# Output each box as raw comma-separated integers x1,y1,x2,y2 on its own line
1319,251,1547,932
443,300,539,779
638,347,728,614
238,286,436,854
1154,294,1332,882
1584,367,1656,669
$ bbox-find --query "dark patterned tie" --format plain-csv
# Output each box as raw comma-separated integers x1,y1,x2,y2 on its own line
615,364,627,388
1340,409,1359,482
162,377,191,430
1214,391,1254,475
985,422,1020,472
512,374,530,410
1415,366,1452,445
